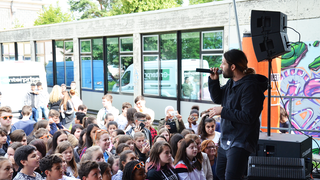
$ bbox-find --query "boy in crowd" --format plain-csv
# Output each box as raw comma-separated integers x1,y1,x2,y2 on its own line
97,94,119,128
13,145,42,180
115,102,132,130
48,109,64,135
78,105,88,114
0,127,7,156
34,128,51,145
145,114,157,142
36,82,49,120
70,81,80,97
61,84,67,92
79,160,102,180
39,155,63,180
0,106,12,152
24,83,39,122
126,112,152,146
102,113,114,130
10,130,27,145
11,105,35,136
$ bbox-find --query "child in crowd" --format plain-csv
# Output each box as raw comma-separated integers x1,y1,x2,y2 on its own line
153,135,167,144
103,113,114,131
13,145,42,180
83,116,98,128
116,143,130,156
10,130,27,146
75,112,86,125
115,102,132,130
47,130,68,155
39,155,63,180
34,128,51,145
55,141,78,178
98,161,112,180
126,112,152,146
79,160,102,180
78,105,88,114
112,150,137,180
111,130,125,146
125,108,137,132
122,161,146,180
97,94,119,128
0,157,13,180
158,128,170,142
94,130,112,162
107,156,119,175
106,121,118,135
48,109,65,134
71,124,84,140
145,114,157,143
185,108,200,134
6,142,23,179
174,138,205,180
169,134,184,158
80,124,99,157
0,106,12,152
80,146,105,163
11,105,35,136
118,135,135,151
133,132,150,163
198,115,220,145
0,128,7,156
147,141,179,180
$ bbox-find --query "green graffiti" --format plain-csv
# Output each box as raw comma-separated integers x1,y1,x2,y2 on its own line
281,42,307,69
309,56,320,71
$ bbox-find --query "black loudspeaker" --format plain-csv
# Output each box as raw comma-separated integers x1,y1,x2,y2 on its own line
247,156,306,180
251,10,291,62
252,133,312,177
251,10,287,36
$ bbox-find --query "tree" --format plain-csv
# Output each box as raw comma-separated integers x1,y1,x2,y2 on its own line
189,0,222,5
34,3,72,26
68,0,108,19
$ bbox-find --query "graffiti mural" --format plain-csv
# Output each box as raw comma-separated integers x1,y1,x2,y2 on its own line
280,41,320,137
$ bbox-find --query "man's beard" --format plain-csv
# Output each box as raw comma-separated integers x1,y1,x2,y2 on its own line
223,67,233,78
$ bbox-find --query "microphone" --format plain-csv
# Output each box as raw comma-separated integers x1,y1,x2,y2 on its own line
196,68,222,74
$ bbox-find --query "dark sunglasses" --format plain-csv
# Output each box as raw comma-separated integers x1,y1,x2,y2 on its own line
1,116,12,120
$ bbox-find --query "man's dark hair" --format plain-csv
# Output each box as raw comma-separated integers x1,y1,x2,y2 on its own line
14,145,36,168
39,155,62,174
36,82,42,86
79,160,100,179
133,112,146,121
30,83,36,87
10,129,26,142
75,112,86,124
122,102,132,110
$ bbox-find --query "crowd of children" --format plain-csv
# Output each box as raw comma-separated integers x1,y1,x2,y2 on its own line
0,84,223,180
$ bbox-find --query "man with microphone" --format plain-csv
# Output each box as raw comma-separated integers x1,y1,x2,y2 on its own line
207,49,268,180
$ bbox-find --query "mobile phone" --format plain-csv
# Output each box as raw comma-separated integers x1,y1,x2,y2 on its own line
139,123,145,129
189,115,197,121
170,111,178,116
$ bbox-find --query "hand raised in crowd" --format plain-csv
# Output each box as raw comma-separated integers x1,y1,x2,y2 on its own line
134,125,142,133
141,142,150,154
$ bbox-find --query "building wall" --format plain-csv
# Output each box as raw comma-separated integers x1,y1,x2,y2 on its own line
0,0,45,30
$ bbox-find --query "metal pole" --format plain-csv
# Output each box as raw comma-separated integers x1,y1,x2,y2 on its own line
232,0,242,50
267,59,271,136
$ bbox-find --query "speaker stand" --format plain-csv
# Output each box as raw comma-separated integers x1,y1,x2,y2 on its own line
267,59,272,136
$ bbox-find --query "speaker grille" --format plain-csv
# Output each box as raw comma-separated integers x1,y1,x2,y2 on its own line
248,156,305,180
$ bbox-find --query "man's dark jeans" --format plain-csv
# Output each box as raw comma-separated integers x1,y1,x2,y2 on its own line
216,146,250,180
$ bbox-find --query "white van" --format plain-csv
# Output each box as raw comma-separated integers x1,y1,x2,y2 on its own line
112,59,209,97
0,61,47,112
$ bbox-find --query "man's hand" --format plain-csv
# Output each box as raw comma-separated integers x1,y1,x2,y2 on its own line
208,106,223,118
209,67,220,80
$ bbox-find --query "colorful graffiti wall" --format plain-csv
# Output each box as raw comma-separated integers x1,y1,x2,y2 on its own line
280,41,320,136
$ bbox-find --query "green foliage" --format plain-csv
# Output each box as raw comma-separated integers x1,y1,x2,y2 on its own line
189,0,222,5
161,34,177,60
13,19,24,29
181,32,200,59
34,3,72,26
68,0,108,19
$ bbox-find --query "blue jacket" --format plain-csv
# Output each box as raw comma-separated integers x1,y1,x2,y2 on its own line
208,74,268,153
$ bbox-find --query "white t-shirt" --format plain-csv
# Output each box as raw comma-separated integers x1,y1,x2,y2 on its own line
184,123,198,134
115,114,127,130
210,131,221,145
